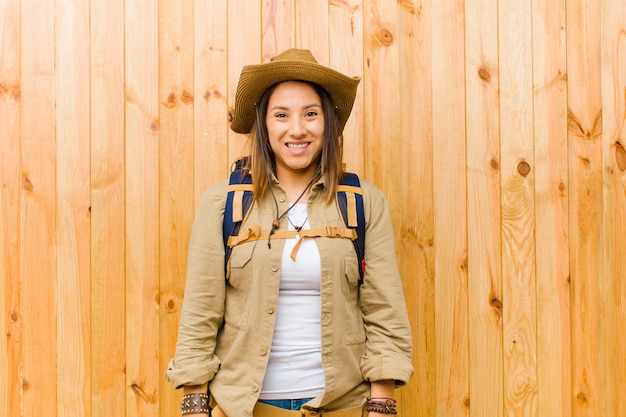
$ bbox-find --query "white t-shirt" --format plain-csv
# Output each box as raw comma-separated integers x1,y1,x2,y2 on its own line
259,203,325,399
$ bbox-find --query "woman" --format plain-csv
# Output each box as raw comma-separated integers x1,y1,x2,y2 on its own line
167,49,413,417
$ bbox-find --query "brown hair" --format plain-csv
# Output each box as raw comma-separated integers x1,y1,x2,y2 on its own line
241,81,344,204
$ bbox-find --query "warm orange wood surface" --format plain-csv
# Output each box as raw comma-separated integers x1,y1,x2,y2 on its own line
1,1,625,416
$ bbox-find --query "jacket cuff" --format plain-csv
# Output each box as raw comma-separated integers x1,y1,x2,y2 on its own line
165,358,219,389
360,354,414,387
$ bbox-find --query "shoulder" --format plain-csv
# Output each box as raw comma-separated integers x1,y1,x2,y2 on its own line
343,175,387,204
197,178,230,212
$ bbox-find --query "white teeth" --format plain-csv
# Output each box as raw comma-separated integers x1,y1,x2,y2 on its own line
287,143,308,150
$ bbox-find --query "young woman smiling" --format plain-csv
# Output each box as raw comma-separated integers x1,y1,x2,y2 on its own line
167,49,414,417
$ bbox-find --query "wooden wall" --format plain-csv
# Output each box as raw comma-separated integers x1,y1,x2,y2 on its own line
1,0,625,416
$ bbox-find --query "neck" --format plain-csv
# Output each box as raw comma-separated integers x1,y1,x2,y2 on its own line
281,176,315,203
276,169,317,203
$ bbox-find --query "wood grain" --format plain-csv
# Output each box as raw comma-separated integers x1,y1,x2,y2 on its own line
55,1,92,415
125,0,160,415
20,0,57,415
499,0,538,415
330,0,365,175
600,0,626,415
262,0,294,60
227,1,261,163
532,0,571,416
193,0,230,200
295,0,328,59
396,0,433,414
431,1,469,415
567,0,604,416
90,1,126,414
0,1,21,416
159,1,195,416
465,0,504,414
2,1,626,416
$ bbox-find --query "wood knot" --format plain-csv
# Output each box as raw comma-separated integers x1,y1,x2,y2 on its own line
517,161,531,177
490,158,499,171
10,311,19,322
165,92,177,108
150,119,159,133
181,89,194,105
131,383,154,402
377,28,394,46
478,66,491,82
166,298,176,311
490,296,502,315
615,141,626,171
22,176,33,192
204,88,225,102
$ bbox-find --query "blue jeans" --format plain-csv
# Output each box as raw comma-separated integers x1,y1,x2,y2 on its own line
257,398,315,410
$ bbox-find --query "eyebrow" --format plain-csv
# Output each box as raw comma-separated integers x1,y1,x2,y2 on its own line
269,103,322,112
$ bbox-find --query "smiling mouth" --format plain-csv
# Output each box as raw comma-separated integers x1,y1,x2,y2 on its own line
287,143,309,150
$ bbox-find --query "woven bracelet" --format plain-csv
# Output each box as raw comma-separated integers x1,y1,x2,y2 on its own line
366,405,398,415
181,393,210,415
365,397,397,415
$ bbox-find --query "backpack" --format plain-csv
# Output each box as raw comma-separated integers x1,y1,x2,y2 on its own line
222,159,366,283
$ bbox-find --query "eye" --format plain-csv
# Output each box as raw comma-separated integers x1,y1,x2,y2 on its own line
305,110,318,117
274,112,287,119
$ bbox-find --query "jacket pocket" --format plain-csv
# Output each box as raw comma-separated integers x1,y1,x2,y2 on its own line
224,242,255,330
343,253,366,345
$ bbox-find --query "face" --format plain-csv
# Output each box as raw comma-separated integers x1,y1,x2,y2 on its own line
265,81,324,181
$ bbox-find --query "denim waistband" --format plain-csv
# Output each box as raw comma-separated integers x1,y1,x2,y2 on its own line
257,398,315,410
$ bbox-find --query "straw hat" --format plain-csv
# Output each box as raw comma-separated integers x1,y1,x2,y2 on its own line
230,48,361,134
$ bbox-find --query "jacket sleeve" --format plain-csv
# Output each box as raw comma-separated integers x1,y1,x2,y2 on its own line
166,180,229,388
358,181,414,386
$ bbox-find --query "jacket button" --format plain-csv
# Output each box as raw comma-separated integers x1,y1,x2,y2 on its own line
261,349,267,356
252,386,259,393
271,266,278,272
279,197,286,203
267,307,274,314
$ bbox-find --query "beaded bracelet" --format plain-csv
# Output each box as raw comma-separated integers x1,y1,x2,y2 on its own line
365,397,398,415
181,393,210,415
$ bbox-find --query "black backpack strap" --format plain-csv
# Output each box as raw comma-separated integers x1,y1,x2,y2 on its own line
337,173,366,283
223,159,253,276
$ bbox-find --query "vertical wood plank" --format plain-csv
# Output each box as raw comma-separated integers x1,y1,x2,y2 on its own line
194,0,229,200
362,1,400,196
227,1,261,162
329,0,364,175
566,0,604,415
600,0,626,415
532,1,570,416
465,0,504,415
0,1,22,416
126,0,160,415
431,1,469,415
55,0,92,415
91,0,126,416
499,1,537,416
295,0,328,59
159,1,195,415
396,0,433,414
262,0,294,60
20,0,58,415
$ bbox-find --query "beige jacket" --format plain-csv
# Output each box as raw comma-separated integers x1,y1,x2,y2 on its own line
166,176,414,417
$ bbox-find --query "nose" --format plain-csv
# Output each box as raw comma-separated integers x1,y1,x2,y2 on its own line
288,117,306,138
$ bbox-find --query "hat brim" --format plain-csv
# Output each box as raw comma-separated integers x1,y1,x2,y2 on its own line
230,60,361,134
